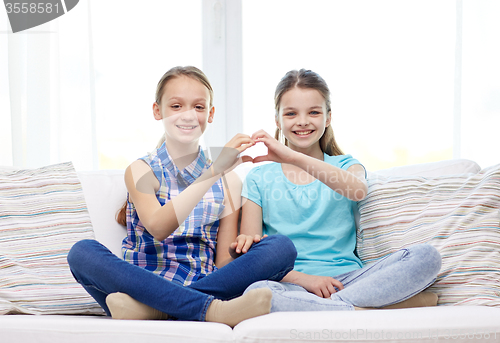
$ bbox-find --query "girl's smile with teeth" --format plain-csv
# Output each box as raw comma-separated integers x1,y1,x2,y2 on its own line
176,125,198,130
294,130,314,136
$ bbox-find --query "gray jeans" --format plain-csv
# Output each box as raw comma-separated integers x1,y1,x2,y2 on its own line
244,244,441,311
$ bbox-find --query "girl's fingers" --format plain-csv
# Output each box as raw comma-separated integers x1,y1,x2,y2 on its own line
251,129,271,141
333,279,344,291
321,288,330,298
237,236,246,252
252,154,271,164
240,155,253,163
236,142,255,153
327,283,337,296
242,237,253,253
228,134,254,149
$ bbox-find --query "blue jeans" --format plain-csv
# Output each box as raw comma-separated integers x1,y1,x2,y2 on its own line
245,244,441,311
67,234,296,321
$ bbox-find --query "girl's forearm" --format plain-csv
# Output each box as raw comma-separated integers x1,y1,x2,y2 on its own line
281,270,303,284
291,153,367,201
149,170,221,240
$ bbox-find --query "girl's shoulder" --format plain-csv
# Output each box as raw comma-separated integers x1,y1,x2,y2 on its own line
128,146,170,187
324,154,361,170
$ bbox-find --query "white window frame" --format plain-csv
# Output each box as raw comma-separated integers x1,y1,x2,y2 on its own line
453,0,463,159
202,0,243,148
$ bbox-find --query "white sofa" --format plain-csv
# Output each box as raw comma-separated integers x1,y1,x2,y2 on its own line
1,159,500,343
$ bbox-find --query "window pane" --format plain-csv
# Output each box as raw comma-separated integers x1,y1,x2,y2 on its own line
242,0,455,171
91,0,202,169
461,0,500,169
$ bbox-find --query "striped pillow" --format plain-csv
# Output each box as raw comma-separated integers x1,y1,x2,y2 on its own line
0,162,104,315
357,164,500,307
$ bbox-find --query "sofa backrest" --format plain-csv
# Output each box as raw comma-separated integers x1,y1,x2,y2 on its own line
76,159,481,257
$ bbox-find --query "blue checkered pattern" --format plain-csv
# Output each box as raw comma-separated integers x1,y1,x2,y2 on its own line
122,143,225,286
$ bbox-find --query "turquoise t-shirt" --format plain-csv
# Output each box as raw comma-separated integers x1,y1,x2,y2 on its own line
242,154,364,277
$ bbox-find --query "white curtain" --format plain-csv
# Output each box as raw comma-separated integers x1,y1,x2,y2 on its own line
1,0,203,170
1,1,498,170
1,1,97,170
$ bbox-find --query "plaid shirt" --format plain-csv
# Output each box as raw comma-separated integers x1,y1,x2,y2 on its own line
122,143,225,286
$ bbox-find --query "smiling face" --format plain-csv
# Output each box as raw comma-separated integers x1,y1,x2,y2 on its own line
277,86,331,156
153,75,214,149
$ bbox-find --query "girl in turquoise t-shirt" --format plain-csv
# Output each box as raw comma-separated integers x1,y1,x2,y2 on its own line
241,69,442,311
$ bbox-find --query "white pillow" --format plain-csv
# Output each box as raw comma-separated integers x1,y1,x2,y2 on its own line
357,163,500,307
77,170,127,257
0,162,104,315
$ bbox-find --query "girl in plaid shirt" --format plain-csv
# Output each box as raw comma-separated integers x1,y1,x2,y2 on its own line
68,66,296,327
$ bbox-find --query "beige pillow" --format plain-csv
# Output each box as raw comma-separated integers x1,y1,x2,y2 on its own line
0,162,104,315
357,164,500,306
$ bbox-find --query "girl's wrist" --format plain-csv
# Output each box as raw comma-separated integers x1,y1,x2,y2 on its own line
289,150,308,168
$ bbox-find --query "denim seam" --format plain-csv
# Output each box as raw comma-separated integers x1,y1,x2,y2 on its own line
340,248,410,287
268,266,295,282
276,291,354,311
79,282,109,296
200,295,214,321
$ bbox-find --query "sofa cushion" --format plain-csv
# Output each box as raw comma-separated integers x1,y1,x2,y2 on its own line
357,163,500,306
77,170,127,257
0,315,234,343
234,306,500,342
0,162,104,315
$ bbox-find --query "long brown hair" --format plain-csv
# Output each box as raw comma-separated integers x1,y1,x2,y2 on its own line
274,69,344,156
115,66,214,226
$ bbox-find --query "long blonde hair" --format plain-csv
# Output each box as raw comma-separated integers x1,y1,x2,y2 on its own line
274,69,344,156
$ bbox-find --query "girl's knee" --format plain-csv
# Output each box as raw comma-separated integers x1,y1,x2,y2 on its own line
412,244,442,275
67,239,100,267
244,280,282,294
423,245,442,274
265,235,297,260
244,280,270,294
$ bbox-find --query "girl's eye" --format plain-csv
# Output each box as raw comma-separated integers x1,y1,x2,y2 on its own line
195,105,205,110
310,111,320,115
284,112,295,116
171,105,181,109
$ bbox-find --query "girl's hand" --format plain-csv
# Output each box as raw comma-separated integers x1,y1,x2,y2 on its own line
228,234,268,259
250,130,297,164
292,273,344,298
212,134,255,176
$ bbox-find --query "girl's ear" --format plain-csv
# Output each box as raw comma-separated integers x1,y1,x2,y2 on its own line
325,111,332,128
153,102,162,121
275,115,281,130
207,106,215,123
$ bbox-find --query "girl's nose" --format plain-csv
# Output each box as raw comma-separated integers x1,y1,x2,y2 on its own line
297,114,309,126
180,108,197,121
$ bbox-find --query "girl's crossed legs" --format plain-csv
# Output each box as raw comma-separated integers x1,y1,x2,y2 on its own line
67,234,296,322
245,244,442,312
